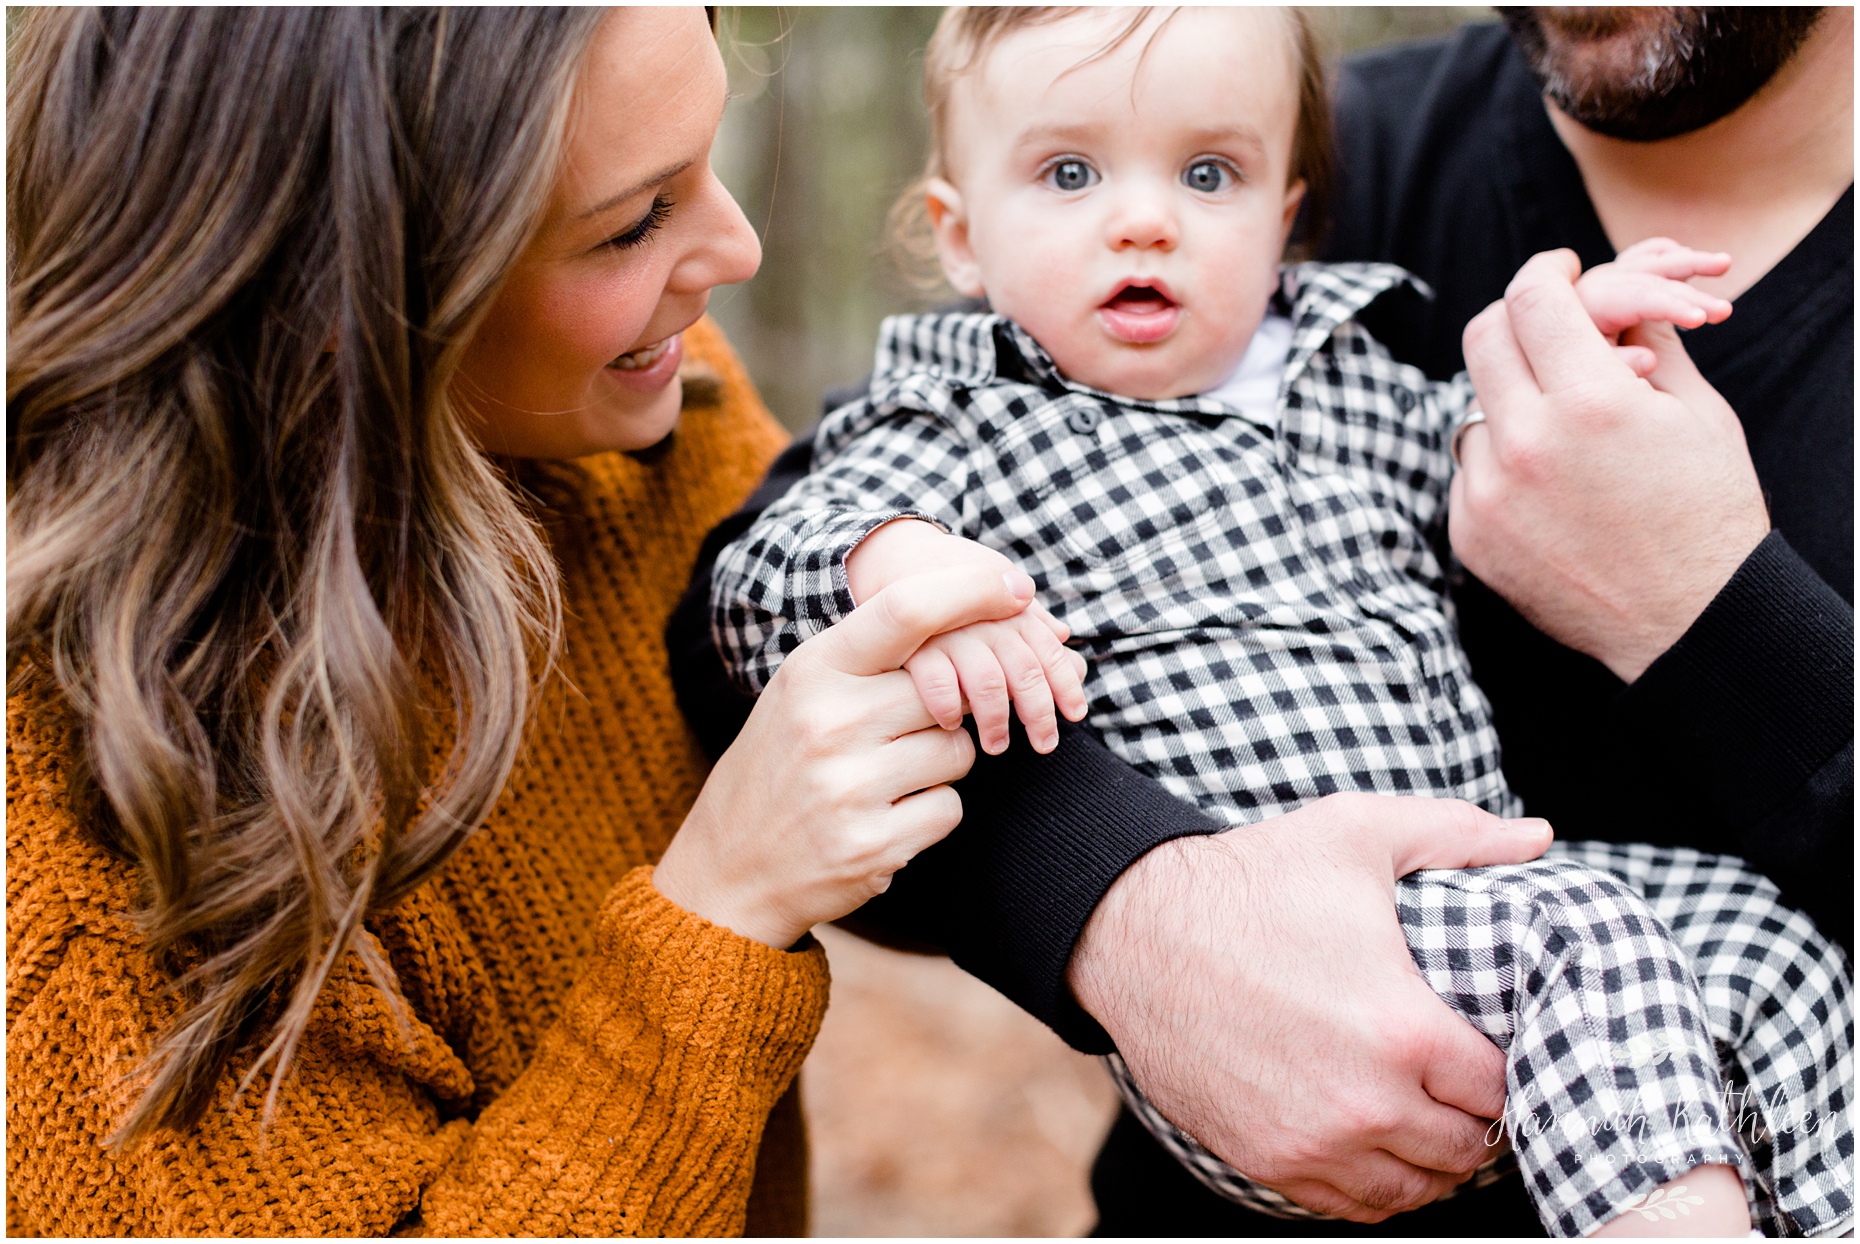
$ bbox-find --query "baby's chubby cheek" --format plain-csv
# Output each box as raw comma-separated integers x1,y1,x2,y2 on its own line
979,262,1111,384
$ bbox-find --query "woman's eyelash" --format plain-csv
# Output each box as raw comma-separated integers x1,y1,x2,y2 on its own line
606,196,673,250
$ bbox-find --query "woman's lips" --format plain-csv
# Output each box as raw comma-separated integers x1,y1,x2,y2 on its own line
1097,285,1180,344
605,332,684,391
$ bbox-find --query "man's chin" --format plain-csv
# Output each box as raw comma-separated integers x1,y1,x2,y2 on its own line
1502,6,1827,143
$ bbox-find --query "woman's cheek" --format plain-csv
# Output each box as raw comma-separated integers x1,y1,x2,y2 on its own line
541,263,663,374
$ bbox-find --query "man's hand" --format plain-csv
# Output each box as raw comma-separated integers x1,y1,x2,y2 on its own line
1068,793,1553,1222
1453,248,1770,683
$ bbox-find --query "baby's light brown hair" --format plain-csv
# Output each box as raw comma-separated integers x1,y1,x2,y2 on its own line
891,6,1333,287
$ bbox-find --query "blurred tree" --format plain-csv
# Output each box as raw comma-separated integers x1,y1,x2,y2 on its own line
712,7,1493,433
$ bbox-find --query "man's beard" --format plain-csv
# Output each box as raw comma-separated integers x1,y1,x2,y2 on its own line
1502,7,1826,142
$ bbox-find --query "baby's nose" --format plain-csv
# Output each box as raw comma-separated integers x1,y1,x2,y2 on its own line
1107,195,1179,252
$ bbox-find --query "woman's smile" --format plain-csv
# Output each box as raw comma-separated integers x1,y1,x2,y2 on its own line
605,331,685,393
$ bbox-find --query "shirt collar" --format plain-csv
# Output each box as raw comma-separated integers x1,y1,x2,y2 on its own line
871,262,1429,420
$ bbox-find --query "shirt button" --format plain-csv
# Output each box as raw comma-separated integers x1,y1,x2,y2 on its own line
1395,389,1417,413
1067,406,1101,435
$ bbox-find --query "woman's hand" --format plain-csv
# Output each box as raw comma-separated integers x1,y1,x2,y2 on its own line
848,519,1086,756
654,564,1040,947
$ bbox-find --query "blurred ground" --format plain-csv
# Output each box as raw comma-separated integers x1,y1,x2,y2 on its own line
802,926,1120,1237
711,9,1496,1237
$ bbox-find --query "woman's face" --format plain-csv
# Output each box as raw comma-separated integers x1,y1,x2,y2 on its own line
457,8,760,458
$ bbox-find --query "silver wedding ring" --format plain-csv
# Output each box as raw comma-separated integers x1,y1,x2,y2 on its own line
1450,408,1487,467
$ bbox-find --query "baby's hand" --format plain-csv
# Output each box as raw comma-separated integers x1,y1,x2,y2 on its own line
846,518,1088,754
1575,237,1733,376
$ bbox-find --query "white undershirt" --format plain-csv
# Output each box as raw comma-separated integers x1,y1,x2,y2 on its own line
1198,314,1294,419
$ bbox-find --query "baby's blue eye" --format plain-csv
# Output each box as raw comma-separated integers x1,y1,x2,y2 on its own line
1183,160,1232,193
1047,159,1098,192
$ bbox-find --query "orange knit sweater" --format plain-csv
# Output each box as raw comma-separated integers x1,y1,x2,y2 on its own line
5,319,826,1236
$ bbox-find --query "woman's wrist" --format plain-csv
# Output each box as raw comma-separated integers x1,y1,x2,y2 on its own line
652,823,801,949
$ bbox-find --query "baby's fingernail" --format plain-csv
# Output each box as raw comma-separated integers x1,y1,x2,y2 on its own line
1503,817,1552,835
1003,569,1034,600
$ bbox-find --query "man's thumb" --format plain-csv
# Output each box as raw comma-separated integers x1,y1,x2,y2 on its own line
1383,798,1553,877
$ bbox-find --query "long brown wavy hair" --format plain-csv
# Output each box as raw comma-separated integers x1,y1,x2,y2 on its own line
7,7,606,1142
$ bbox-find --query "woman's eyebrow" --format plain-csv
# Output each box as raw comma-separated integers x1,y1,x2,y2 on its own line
577,157,695,220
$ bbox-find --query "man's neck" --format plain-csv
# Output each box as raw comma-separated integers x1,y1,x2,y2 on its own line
1548,8,1854,300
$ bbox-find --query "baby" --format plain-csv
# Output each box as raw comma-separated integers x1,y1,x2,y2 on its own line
710,8,1852,1237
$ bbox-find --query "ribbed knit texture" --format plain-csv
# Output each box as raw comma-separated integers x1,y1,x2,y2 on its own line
1625,530,1856,825
5,318,825,1236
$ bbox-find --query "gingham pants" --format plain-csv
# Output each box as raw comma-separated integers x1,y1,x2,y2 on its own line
1109,842,1854,1237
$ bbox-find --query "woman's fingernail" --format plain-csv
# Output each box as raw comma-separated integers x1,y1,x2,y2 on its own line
1003,569,1034,600
1504,817,1552,834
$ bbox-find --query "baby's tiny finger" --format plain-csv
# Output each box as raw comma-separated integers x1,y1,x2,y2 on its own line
995,631,1060,753
945,632,1013,754
1614,344,1659,377
1019,614,1089,724
905,645,966,731
1028,600,1071,642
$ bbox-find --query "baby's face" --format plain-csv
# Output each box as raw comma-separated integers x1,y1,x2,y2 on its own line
930,8,1305,400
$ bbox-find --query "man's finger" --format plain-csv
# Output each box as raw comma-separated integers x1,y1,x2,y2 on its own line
1358,795,1552,877
1417,1009,1512,1124
1504,248,1633,394
815,565,1034,677
1621,321,1723,408
1460,301,1544,441
1276,1151,1468,1222
1378,1089,1507,1177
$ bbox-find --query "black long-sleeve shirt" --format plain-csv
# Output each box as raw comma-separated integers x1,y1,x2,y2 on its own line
669,23,1853,1053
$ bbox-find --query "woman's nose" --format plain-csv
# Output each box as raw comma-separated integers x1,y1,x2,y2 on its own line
670,171,763,292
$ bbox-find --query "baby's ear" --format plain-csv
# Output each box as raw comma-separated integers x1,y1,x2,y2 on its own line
1279,177,1307,240
925,178,985,299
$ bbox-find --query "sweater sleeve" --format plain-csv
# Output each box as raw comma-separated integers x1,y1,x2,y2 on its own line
7,709,827,1237
1616,531,1855,949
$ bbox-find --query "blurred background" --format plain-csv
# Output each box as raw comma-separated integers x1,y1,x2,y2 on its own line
705,7,1494,1236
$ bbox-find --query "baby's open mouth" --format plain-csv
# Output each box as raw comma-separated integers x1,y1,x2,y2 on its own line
1098,281,1181,345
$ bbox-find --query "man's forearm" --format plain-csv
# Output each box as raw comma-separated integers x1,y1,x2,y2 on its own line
859,717,1221,1051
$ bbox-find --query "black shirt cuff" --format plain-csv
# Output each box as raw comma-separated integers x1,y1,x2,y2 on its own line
857,717,1223,1053
1621,530,1854,826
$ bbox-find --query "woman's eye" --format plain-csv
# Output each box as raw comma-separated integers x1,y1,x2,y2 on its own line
1045,159,1098,192
606,196,673,250
1183,160,1234,193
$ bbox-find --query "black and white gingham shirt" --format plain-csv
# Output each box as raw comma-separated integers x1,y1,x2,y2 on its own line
709,264,1856,1236
713,262,1518,826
